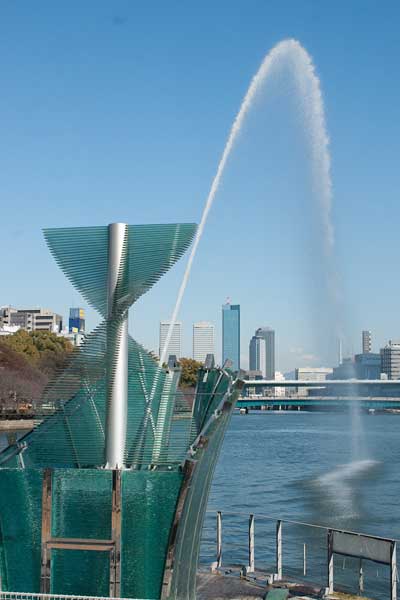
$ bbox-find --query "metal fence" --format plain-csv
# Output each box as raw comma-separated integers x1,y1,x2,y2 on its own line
0,594,153,600
201,510,398,600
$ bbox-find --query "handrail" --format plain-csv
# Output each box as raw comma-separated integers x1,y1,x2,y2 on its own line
203,509,398,600
205,508,399,542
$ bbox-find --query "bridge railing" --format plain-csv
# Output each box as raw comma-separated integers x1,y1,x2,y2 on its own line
200,510,398,600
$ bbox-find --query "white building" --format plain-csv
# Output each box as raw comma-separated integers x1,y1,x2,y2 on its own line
274,371,286,398
59,330,85,347
159,321,182,361
1,306,62,333
193,321,215,363
295,367,333,396
0,325,20,336
381,340,400,380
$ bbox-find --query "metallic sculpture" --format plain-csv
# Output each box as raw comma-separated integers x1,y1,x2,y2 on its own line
0,222,242,599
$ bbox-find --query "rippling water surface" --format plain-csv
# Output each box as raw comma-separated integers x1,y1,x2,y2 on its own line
203,411,400,597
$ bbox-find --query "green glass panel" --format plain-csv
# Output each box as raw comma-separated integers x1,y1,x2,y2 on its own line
167,374,240,600
44,224,197,317
52,469,112,539
121,470,183,599
0,468,43,592
51,550,109,597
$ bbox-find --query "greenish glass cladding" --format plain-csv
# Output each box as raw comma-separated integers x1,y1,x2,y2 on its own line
0,221,242,600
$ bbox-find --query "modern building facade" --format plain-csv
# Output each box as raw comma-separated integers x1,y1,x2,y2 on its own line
193,321,215,363
0,306,17,327
159,320,182,360
249,334,265,376
1,306,63,333
295,366,333,396
274,371,286,398
249,327,275,379
362,330,372,354
69,307,85,333
222,301,240,371
381,340,400,380
355,352,381,379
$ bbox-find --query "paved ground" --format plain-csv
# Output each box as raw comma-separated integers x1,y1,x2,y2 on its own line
196,571,373,599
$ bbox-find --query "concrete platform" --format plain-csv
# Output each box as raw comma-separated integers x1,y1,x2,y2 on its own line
196,571,373,599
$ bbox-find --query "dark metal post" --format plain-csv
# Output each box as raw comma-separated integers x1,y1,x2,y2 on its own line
40,468,52,594
110,469,122,597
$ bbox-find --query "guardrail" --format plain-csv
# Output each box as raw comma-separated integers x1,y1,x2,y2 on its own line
201,510,398,599
0,593,152,600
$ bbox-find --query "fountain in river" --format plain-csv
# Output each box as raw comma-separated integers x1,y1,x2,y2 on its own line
162,39,374,516
161,38,335,364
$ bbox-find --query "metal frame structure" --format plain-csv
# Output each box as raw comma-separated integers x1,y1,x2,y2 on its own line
105,223,129,470
40,469,122,597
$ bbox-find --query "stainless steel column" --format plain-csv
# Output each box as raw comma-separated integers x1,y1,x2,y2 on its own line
105,222,128,469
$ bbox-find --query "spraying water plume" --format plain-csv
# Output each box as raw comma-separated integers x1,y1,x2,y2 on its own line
160,39,334,365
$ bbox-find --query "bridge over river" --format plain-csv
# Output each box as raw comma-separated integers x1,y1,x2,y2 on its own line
239,379,400,410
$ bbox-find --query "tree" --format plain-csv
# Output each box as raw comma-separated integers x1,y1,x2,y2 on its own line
178,358,202,389
1,330,73,377
0,343,47,408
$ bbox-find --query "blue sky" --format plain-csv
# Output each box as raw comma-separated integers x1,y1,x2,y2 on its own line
1,1,400,372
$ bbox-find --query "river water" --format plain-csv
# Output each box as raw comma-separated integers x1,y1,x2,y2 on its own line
1,412,399,596
202,410,400,597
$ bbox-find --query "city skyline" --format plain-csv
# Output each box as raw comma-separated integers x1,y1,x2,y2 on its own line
2,299,398,374
2,3,400,372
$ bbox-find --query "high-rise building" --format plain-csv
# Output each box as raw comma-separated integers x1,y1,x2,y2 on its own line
249,334,266,376
222,301,240,371
362,330,372,354
249,327,275,379
380,340,400,380
69,308,85,333
193,321,215,363
159,321,182,360
257,327,275,379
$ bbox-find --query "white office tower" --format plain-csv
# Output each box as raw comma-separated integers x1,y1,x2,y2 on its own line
193,321,215,363
274,371,286,398
159,321,182,361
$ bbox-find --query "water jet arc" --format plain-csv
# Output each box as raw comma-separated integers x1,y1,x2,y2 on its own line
160,38,334,366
